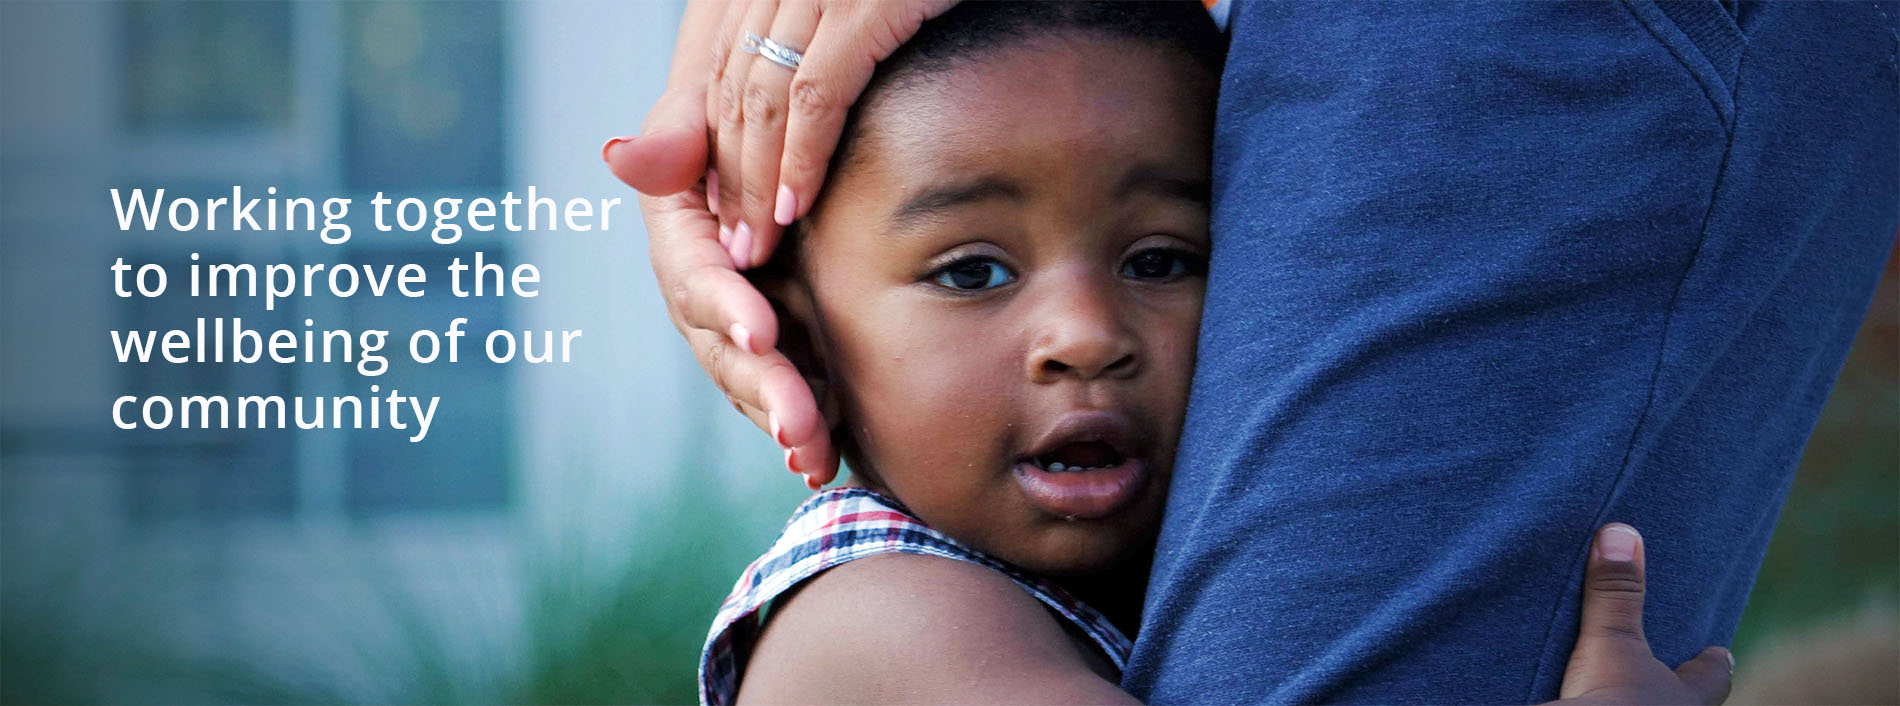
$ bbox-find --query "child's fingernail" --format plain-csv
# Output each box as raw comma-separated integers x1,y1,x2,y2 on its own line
1600,525,1640,562
729,222,754,269
730,323,753,355
769,412,787,447
804,473,822,491
774,185,797,226
706,169,720,214
600,135,635,162
784,447,799,473
718,223,733,250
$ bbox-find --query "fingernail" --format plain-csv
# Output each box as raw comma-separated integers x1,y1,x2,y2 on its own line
719,222,733,249
769,411,788,447
784,447,800,473
706,169,720,214
1723,647,1735,669
729,221,754,269
1600,525,1640,562
600,135,635,162
804,472,823,491
774,185,797,226
730,323,753,355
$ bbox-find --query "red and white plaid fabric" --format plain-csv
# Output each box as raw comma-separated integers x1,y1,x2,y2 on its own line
698,487,1133,706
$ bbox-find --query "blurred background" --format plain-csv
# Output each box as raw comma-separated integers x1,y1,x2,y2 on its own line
0,1,1892,703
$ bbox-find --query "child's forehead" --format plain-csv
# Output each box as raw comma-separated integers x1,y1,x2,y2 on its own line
873,35,1207,111
846,38,1215,176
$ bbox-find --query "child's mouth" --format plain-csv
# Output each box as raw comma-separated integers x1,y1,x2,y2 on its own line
1033,441,1124,472
1012,414,1152,521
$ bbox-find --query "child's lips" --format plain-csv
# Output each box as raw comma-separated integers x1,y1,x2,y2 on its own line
1011,409,1154,520
1012,456,1149,520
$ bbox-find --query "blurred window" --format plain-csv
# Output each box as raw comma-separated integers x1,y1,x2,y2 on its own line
122,1,294,129
124,252,299,520
343,1,505,190
114,2,513,522
342,247,512,515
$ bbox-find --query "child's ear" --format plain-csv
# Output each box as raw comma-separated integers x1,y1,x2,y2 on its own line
751,271,844,432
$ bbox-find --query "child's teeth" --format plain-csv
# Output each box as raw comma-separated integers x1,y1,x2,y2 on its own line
1049,462,1068,472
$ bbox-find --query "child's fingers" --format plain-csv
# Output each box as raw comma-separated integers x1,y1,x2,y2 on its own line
1578,524,1649,649
1673,646,1734,706
1559,523,1653,700
1557,525,1729,706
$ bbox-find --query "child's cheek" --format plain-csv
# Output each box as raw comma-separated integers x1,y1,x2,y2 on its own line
1144,294,1203,456
835,306,1024,477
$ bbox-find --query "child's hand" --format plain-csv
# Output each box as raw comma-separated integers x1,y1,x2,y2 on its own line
1550,524,1734,705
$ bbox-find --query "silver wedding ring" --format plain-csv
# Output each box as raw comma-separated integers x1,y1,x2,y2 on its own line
742,32,803,70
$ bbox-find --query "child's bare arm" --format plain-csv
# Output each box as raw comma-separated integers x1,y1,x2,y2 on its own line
735,525,1732,705
737,553,1136,705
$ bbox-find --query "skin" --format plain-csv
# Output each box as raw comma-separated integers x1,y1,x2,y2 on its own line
738,36,1210,703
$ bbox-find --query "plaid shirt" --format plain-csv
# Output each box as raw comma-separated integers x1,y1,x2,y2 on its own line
698,487,1134,706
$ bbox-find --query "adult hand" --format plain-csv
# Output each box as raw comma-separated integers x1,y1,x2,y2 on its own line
600,1,816,486
607,0,957,486
701,0,956,268
1550,524,1734,705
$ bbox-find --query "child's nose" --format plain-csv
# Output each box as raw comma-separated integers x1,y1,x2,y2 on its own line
1026,277,1140,383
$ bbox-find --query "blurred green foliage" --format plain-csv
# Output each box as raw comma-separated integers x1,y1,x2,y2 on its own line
1,473,798,705
1731,251,1899,656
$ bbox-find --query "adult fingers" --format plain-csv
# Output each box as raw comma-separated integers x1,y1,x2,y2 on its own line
713,0,777,266
684,320,839,489
731,0,820,267
774,0,958,223
1674,647,1734,706
705,0,749,194
792,438,839,488
640,191,778,355
601,0,723,196
671,262,781,356
603,119,706,197
682,325,833,470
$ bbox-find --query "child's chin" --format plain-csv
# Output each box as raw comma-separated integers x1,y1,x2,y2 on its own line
1003,520,1155,577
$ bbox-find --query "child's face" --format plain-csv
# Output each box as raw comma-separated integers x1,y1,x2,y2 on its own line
789,37,1213,575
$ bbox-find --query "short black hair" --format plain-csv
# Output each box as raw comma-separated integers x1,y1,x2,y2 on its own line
831,0,1226,174
881,1,1225,85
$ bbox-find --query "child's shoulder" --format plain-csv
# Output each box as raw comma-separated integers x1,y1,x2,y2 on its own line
697,487,1133,705
740,551,1110,703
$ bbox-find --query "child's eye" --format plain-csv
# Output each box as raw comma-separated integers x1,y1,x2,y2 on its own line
929,257,1017,291
1121,248,1207,280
